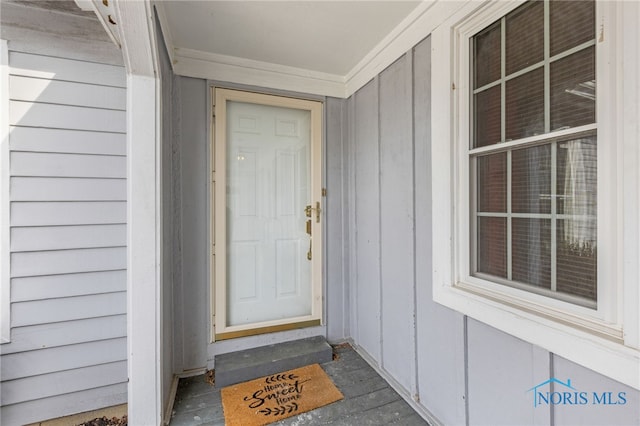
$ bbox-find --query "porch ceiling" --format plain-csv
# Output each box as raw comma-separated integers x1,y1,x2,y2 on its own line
155,1,424,97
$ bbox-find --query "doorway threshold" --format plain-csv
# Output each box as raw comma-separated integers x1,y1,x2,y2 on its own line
213,335,332,388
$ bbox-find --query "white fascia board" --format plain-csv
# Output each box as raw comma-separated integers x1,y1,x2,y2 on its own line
172,49,346,98
113,0,156,78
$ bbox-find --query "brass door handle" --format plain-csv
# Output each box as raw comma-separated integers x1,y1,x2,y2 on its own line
305,202,321,223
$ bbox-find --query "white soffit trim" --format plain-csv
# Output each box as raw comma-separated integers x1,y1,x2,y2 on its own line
155,0,470,98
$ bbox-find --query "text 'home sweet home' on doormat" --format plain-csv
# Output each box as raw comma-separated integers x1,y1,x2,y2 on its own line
221,363,344,426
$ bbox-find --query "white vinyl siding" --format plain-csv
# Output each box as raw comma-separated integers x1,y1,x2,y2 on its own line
0,47,128,426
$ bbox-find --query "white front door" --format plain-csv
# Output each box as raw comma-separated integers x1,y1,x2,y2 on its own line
212,89,323,340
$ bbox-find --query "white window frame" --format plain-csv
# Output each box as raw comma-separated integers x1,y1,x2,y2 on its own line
432,0,639,390
0,39,10,344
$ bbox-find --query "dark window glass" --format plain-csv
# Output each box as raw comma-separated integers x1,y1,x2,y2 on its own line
512,145,551,214
506,1,544,75
474,85,502,147
478,153,507,213
550,47,596,131
478,217,508,279
556,135,597,215
505,68,544,141
550,0,595,57
557,220,597,301
512,218,552,289
474,22,502,88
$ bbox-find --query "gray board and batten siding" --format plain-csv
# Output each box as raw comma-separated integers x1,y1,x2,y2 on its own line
172,35,639,426
0,4,128,425
345,38,639,426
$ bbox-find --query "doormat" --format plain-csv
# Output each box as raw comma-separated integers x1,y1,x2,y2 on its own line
221,364,343,426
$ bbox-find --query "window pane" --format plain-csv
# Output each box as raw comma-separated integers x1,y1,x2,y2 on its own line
550,0,595,57
512,218,551,289
556,136,596,216
557,220,597,301
474,85,501,147
556,136,597,301
477,217,507,279
506,68,544,141
550,47,596,131
474,21,501,88
477,152,507,212
512,145,551,214
506,1,544,75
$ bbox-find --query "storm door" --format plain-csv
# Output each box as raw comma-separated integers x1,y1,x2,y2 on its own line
212,88,323,340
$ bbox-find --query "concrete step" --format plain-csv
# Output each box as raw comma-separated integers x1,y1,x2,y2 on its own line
214,335,333,388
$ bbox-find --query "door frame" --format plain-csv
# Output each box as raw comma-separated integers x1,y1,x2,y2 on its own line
210,87,324,341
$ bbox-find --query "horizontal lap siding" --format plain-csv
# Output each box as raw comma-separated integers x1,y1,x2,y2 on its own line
11,224,126,251
1,383,128,426
0,48,128,424
11,177,126,201
11,201,126,226
1,315,126,355
10,127,125,155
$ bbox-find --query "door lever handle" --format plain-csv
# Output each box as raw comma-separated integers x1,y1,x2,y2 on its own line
305,202,321,223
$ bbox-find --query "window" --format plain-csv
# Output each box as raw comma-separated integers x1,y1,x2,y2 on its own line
471,1,597,308
432,0,639,390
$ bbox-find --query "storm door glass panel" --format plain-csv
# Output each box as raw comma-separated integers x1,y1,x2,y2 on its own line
226,101,312,326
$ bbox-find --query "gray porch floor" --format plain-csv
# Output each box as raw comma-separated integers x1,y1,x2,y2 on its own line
169,343,430,425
